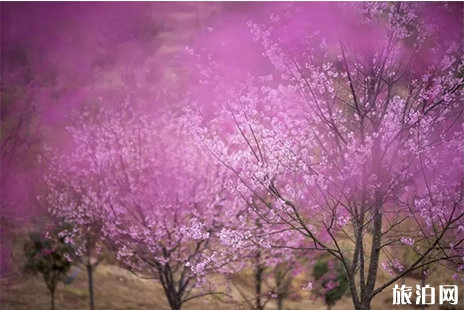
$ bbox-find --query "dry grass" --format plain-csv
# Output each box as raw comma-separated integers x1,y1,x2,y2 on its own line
1,222,461,310
1,264,165,310
1,258,462,310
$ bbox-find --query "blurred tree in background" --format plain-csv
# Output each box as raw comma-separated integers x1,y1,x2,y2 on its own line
312,255,349,310
23,229,73,310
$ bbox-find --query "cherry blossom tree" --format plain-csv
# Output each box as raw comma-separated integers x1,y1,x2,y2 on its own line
185,2,464,310
42,172,107,310
219,210,308,310
45,96,244,310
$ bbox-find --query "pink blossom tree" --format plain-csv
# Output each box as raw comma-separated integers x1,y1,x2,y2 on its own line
46,98,242,310
218,209,308,310
185,2,464,310
43,169,107,310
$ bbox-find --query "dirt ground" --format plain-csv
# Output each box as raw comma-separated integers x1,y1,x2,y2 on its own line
1,260,462,310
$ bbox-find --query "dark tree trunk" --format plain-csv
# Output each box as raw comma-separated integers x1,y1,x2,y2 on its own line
276,274,283,310
51,288,55,310
277,297,284,310
87,264,95,310
170,302,181,310
254,251,263,310
255,268,262,310
357,298,373,310
420,266,426,310
167,295,182,310
161,276,182,310
275,268,287,310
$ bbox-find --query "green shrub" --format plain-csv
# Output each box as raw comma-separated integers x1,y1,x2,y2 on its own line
24,230,73,310
312,256,349,310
